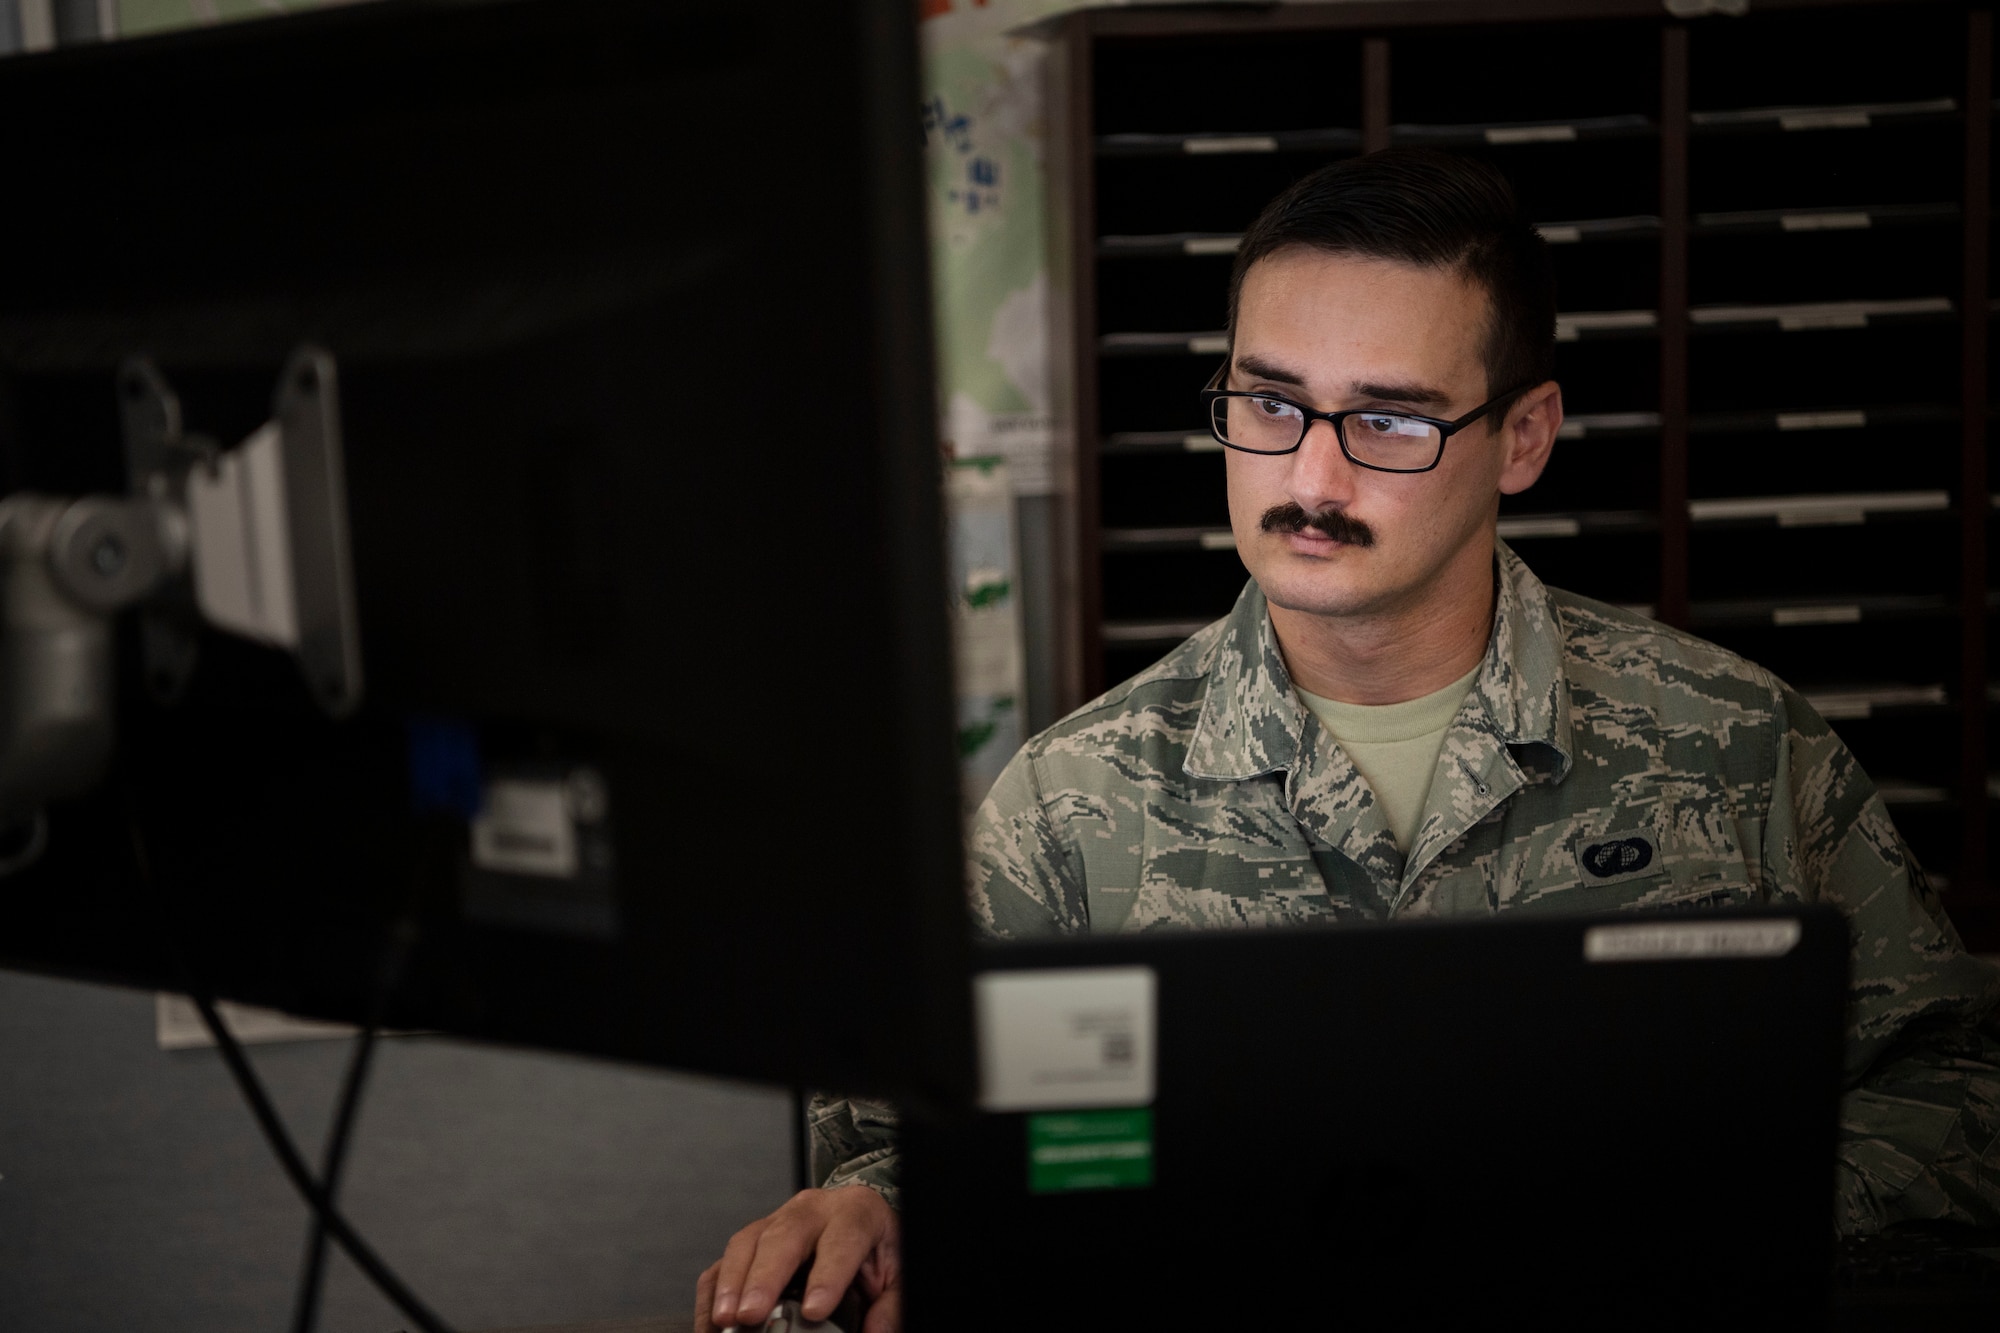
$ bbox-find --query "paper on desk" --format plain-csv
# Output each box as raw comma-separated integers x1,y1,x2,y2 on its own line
155,993,359,1051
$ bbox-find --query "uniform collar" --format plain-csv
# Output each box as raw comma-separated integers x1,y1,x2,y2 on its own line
1471,541,1573,778
1182,540,1574,785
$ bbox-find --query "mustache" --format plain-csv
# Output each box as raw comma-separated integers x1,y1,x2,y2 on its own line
1259,503,1376,548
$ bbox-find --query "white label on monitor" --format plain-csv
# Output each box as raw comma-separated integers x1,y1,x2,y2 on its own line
975,967,1155,1111
471,779,578,878
1584,919,1802,962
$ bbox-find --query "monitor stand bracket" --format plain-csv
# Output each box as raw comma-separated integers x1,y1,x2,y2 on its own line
0,346,364,855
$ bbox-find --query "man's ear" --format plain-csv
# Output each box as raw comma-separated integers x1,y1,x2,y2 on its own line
1497,381,1563,496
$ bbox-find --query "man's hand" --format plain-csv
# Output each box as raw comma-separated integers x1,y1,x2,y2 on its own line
694,1185,901,1333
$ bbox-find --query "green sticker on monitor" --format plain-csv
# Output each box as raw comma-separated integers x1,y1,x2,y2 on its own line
1027,1108,1154,1193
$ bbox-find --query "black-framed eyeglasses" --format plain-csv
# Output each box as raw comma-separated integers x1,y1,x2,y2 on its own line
1198,361,1533,473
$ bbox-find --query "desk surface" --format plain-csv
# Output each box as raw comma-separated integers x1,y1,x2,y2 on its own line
479,1318,693,1333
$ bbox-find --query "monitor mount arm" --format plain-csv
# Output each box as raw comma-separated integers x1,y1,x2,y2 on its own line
0,346,363,860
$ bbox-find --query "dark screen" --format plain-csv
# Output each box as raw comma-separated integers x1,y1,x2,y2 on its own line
0,0,972,1106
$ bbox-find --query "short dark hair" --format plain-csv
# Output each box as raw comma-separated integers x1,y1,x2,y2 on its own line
1226,148,1556,416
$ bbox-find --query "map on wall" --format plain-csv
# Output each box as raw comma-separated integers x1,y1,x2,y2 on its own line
926,28,1056,492
922,0,1070,495
921,0,1214,494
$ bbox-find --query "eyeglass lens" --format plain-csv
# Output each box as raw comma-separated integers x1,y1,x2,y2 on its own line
1211,394,1443,469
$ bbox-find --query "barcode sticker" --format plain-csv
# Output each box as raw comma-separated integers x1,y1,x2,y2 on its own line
976,967,1156,1111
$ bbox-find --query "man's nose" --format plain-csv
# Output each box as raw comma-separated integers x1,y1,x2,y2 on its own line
1286,417,1359,513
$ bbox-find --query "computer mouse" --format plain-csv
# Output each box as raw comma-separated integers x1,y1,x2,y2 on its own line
733,1296,847,1333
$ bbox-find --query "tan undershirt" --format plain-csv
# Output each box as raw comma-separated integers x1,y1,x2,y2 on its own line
1296,662,1483,853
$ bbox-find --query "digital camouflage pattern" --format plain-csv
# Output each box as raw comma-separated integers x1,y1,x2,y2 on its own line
811,1090,903,1212
817,543,2000,1231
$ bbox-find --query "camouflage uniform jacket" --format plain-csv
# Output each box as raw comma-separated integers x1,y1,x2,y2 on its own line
818,542,2000,1230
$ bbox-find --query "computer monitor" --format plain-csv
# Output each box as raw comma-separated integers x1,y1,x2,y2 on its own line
912,911,1849,1327
0,0,972,1107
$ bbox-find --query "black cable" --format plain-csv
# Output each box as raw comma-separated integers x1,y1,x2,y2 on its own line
291,1022,380,1333
292,913,415,1333
128,816,454,1333
186,987,454,1333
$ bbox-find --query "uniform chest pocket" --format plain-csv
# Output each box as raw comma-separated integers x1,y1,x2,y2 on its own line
1575,823,1758,912
1485,816,1760,915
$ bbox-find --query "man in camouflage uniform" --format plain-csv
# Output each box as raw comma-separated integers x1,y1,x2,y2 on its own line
699,150,2000,1333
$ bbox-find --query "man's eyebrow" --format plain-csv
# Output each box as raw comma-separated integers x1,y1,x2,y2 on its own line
1234,358,1456,409
1232,354,1309,387
1350,380,1454,409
